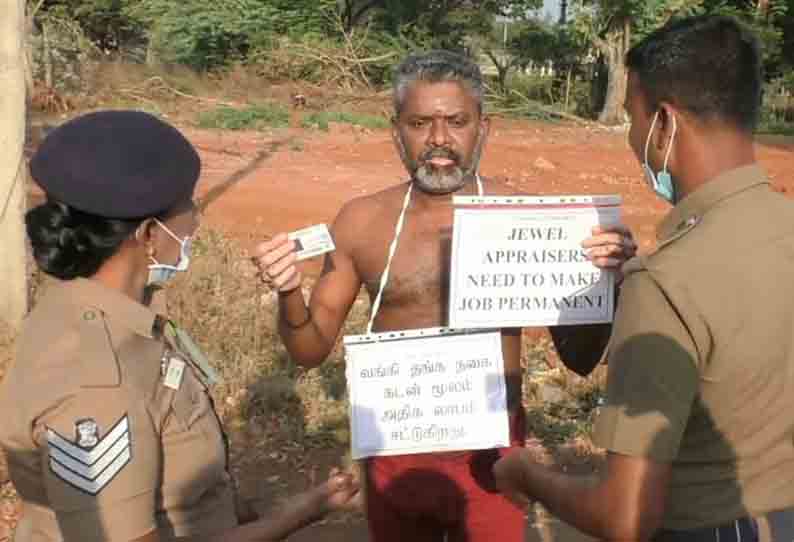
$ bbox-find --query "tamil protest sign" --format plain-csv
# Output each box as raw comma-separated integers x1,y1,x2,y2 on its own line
345,327,509,460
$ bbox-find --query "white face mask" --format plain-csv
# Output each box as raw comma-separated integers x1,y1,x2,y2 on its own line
146,219,192,287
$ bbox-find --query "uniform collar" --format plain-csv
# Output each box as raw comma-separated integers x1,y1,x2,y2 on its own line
657,164,768,242
63,278,160,339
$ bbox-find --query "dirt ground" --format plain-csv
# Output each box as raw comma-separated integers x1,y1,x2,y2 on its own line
11,117,794,542
187,119,794,258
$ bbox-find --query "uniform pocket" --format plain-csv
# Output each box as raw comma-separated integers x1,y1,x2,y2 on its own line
168,362,212,433
172,386,211,430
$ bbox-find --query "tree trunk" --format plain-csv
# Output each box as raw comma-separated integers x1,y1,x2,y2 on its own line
596,17,630,125
42,19,52,88
0,0,29,329
23,16,35,100
145,28,161,67
485,50,510,94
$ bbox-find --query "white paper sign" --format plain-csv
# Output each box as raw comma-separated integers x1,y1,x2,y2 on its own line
449,195,622,329
345,328,510,460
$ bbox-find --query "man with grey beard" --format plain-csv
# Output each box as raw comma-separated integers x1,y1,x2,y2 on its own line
254,50,637,542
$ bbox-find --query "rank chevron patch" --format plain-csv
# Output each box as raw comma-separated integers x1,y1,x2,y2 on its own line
46,415,132,495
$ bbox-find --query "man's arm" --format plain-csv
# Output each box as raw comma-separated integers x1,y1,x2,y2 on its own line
498,272,701,541
122,473,359,542
495,451,670,541
255,201,367,368
549,224,636,376
549,323,611,377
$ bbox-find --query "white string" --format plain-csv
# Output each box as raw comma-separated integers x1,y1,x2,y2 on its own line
367,182,413,334
366,173,485,334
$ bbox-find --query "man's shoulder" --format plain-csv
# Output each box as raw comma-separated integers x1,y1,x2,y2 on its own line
335,182,410,228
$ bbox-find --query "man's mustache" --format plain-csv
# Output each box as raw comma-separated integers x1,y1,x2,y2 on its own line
418,147,461,166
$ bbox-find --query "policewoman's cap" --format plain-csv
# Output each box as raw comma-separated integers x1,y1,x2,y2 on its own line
30,110,200,219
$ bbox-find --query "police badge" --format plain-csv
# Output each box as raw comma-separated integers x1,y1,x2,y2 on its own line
47,414,132,495
75,418,99,449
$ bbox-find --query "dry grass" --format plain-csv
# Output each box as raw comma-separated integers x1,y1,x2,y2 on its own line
166,227,603,464
166,227,369,458
41,59,391,133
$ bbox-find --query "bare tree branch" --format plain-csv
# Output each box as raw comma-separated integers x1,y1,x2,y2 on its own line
348,0,383,29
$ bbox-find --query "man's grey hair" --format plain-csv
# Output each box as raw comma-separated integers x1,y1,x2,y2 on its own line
393,50,485,116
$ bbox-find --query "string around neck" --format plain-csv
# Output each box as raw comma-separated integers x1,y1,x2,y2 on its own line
366,173,485,334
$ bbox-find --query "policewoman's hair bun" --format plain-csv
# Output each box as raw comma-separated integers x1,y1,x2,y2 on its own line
26,200,142,280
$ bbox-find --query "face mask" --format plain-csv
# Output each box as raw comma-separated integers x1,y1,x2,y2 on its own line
146,219,192,287
642,110,678,204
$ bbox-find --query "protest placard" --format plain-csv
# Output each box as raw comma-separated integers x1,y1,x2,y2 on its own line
449,195,622,328
344,327,510,460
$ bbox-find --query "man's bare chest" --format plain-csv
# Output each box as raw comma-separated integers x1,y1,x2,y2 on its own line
358,216,452,309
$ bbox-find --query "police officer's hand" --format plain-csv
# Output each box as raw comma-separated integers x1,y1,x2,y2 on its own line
320,468,362,513
493,450,534,511
582,224,637,282
254,233,302,293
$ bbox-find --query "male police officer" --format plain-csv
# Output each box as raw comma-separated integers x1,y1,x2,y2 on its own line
494,15,794,542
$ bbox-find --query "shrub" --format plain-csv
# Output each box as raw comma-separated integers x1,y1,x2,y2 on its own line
127,0,337,71
301,111,390,131
196,103,289,130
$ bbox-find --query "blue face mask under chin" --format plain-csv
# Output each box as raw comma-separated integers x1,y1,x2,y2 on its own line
642,110,678,204
146,219,192,287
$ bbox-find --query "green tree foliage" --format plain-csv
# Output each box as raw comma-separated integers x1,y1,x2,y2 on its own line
569,0,792,123
334,0,541,50
125,0,337,70
697,0,789,75
27,0,793,123
569,0,706,124
475,18,579,94
30,0,145,51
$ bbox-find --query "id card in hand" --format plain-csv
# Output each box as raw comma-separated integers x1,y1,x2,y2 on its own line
288,224,336,261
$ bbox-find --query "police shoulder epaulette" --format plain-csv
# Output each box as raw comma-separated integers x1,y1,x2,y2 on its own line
76,306,121,387
657,215,701,251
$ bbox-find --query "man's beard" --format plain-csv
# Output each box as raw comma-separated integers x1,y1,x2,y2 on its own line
399,134,485,195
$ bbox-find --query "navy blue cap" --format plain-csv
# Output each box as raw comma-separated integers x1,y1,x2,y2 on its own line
30,110,200,219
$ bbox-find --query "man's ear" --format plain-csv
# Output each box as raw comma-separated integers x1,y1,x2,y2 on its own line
391,119,410,166
655,103,677,151
390,115,401,146
479,114,491,146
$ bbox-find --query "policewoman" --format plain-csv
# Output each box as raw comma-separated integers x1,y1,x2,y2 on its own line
0,111,357,542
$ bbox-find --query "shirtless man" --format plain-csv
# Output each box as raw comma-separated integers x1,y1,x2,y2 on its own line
254,50,636,542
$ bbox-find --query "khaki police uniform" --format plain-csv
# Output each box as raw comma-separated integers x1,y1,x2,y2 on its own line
594,165,794,538
0,278,238,541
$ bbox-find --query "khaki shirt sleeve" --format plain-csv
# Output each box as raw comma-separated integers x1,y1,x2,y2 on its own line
593,270,699,462
35,388,160,541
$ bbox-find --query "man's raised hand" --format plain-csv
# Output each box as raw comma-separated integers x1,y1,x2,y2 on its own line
254,233,302,293
582,224,638,282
